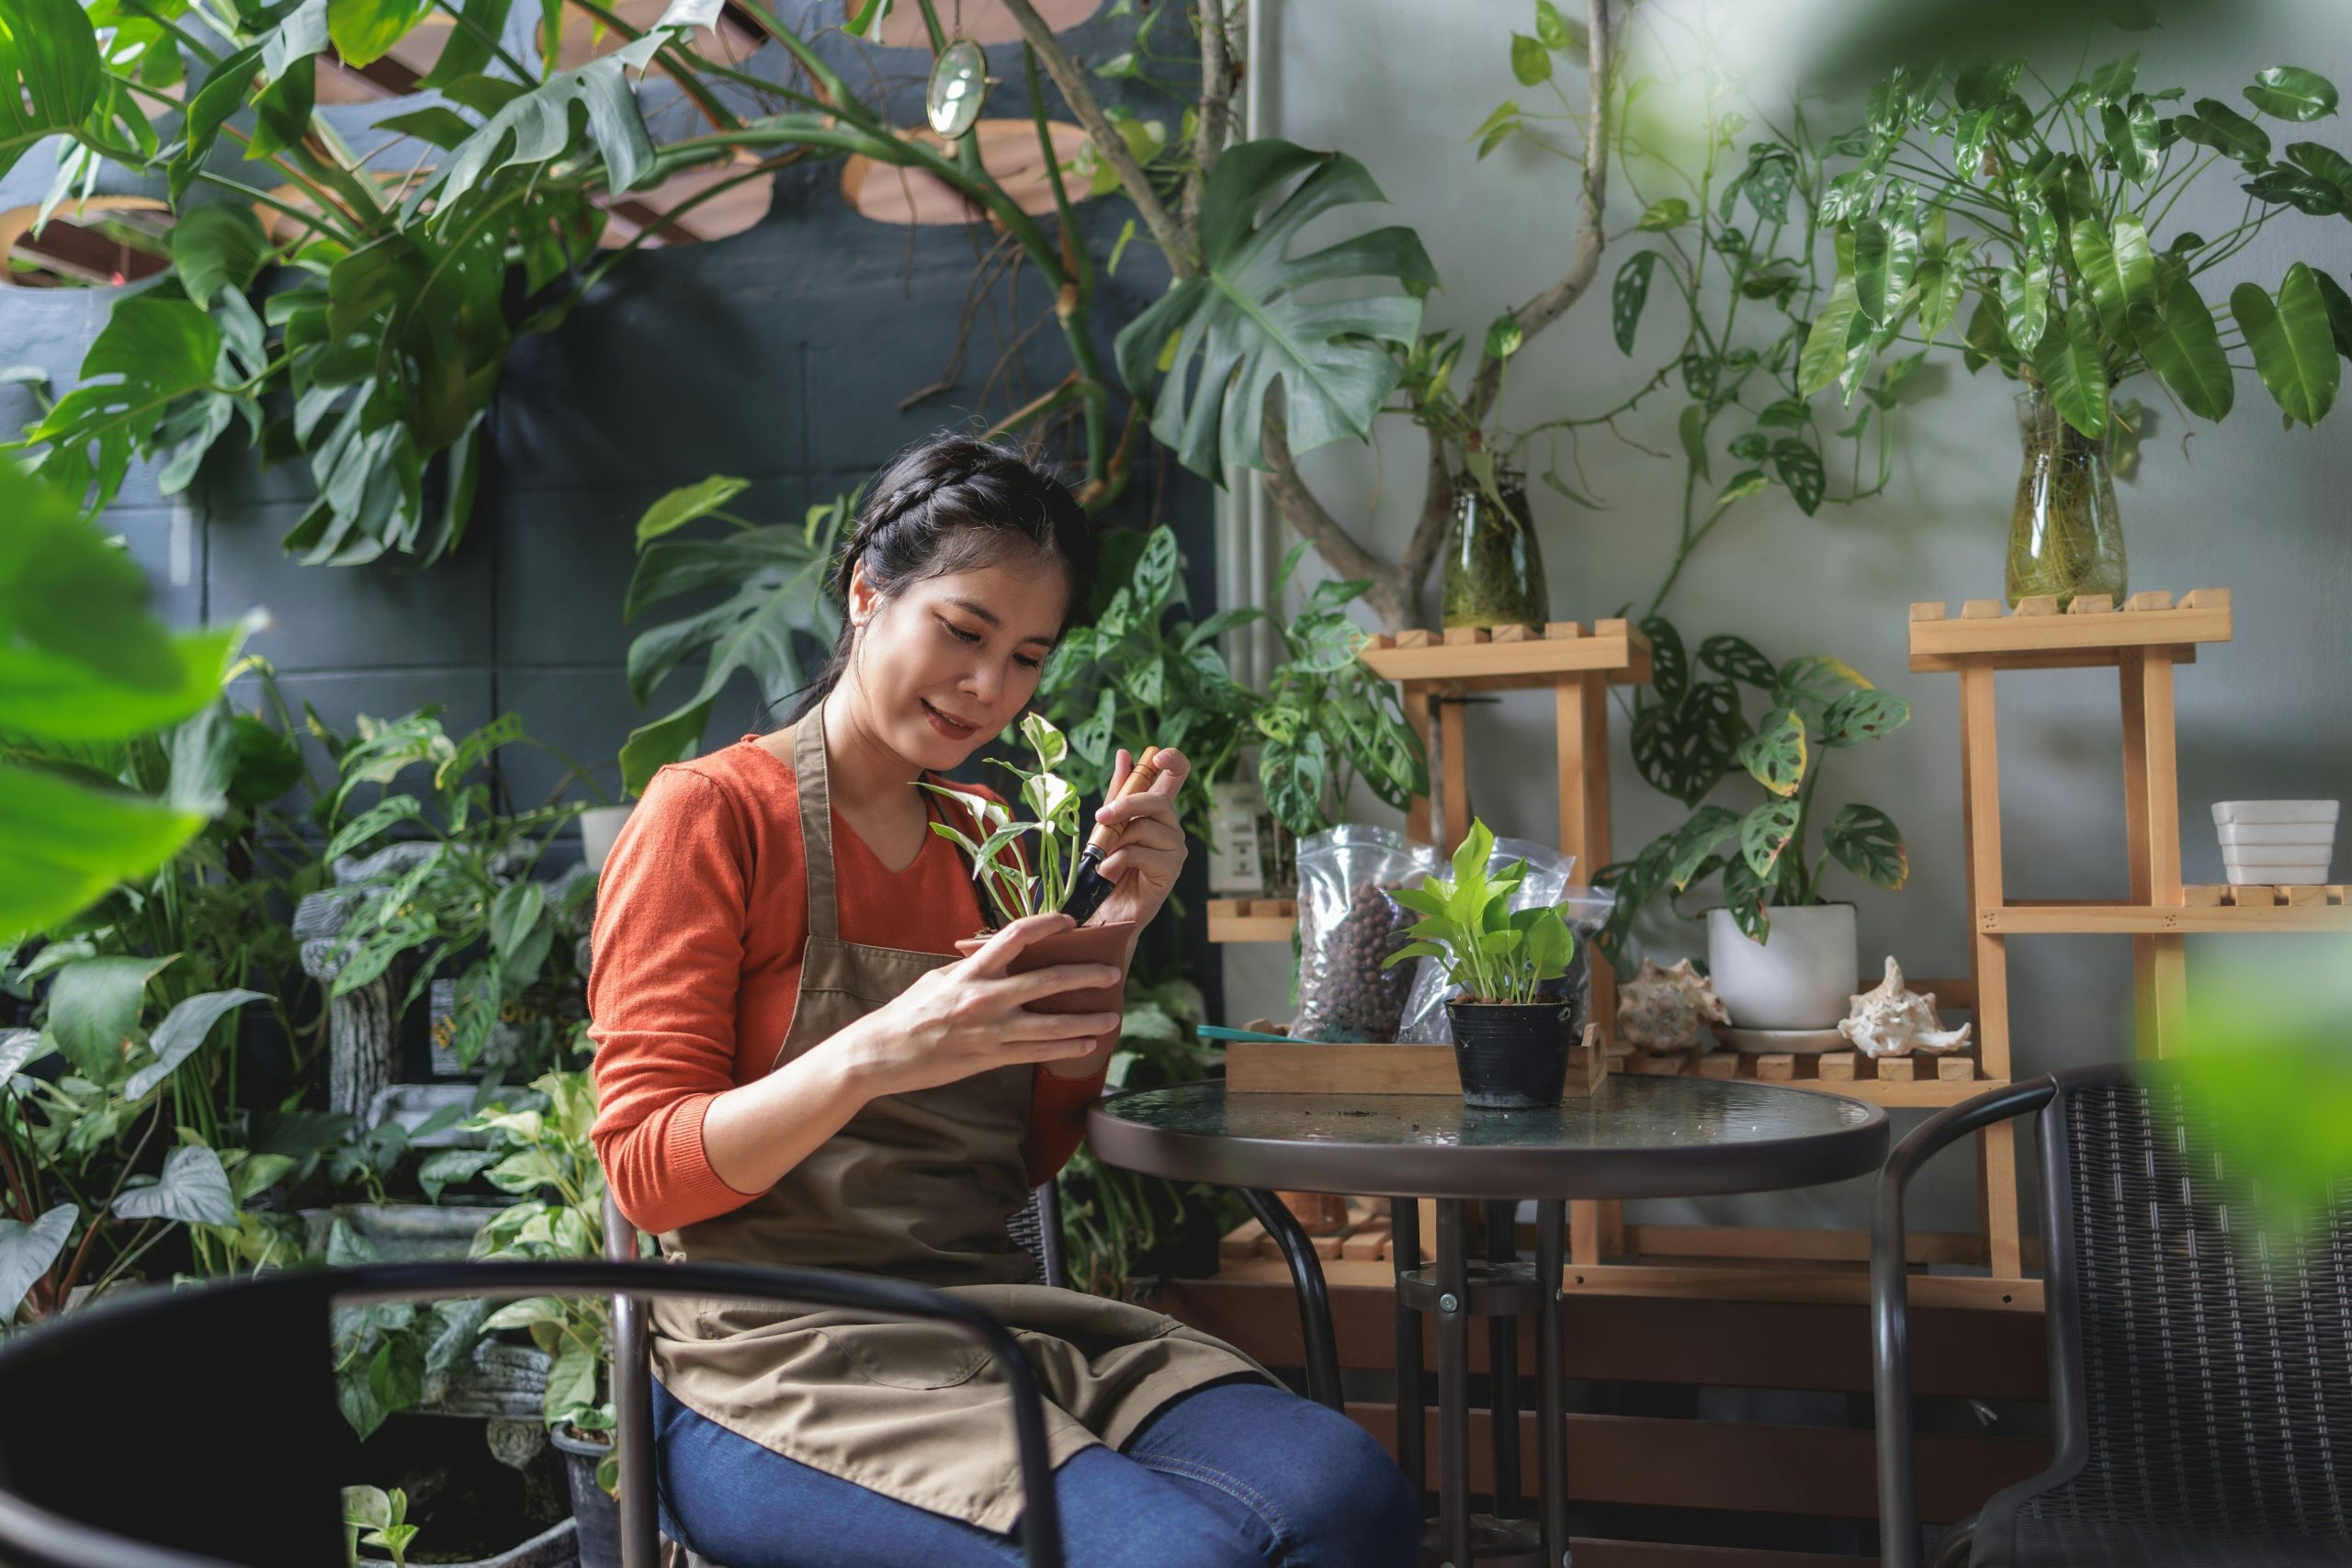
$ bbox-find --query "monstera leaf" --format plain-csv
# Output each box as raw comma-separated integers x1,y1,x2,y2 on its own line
0,0,100,183
1114,139,1438,479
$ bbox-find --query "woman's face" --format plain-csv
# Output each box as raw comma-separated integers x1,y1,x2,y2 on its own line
845,550,1071,768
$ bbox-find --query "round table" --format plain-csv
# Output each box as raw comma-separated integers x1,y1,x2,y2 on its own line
1088,1076,1889,1568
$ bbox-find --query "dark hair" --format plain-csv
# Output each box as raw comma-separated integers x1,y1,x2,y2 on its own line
771,434,1098,729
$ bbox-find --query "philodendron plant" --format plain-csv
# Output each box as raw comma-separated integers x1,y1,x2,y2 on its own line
922,713,1084,931
1600,631,1911,953
1805,52,2350,441
1382,820,1578,1006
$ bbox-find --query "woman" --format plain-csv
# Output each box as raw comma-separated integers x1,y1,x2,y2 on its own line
589,435,1420,1568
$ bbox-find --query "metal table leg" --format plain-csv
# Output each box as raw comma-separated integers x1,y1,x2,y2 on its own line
1240,1189,1342,1412
1536,1200,1567,1565
1486,1200,1521,1520
1391,1196,1425,1500
1436,1200,1472,1568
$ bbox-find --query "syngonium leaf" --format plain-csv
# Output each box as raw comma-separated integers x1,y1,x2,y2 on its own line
0,1205,76,1323
113,1145,237,1226
124,987,266,1100
0,0,100,184
1113,140,1438,479
2233,264,2340,426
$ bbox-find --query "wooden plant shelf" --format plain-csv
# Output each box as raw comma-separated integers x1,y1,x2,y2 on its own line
1656,1048,2001,1109
1360,618,1653,689
1908,589,2231,672
1205,897,1296,943
1982,888,2352,933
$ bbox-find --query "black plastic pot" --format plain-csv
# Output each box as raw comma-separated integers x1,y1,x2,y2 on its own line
1446,997,1579,1109
549,1427,618,1568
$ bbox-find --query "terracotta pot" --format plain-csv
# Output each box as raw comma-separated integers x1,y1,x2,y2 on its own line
953,919,1136,1079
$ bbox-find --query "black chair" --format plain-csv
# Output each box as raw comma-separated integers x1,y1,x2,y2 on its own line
605,1182,1072,1568
0,1258,1065,1568
1873,1063,2352,1568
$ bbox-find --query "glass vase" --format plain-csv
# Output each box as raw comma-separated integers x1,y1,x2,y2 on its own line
1443,461,1549,629
2007,387,2125,608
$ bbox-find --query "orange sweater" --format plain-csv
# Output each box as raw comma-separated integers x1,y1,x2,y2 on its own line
588,733,1108,1235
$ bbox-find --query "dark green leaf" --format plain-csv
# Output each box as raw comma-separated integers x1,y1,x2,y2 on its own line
1770,438,1825,514
1824,804,1907,889
1697,634,1776,691
1755,398,1809,428
1738,797,1802,881
417,0,515,87
1611,251,1659,355
2286,142,2352,207
1640,615,1688,706
1853,213,1919,325
2309,269,2352,358
2128,276,2233,421
1820,688,1909,746
1797,275,1860,397
1998,265,2050,354
2070,214,2154,338
1112,140,1436,479
0,0,102,184
169,204,270,307
2245,66,2338,122
2244,165,2346,216
2031,299,2110,440
2233,265,2340,425
1677,402,1710,481
2180,97,2271,164
1630,679,1740,807
2086,53,2138,106
1666,806,1743,890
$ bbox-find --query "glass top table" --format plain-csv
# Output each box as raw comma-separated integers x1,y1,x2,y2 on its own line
1087,1075,1889,1201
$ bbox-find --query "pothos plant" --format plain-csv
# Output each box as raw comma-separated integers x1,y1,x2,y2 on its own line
1597,627,1910,957
922,713,1084,931
1804,52,2351,443
1382,819,1578,1006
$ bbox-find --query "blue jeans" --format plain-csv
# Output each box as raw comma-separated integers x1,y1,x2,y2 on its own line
652,1376,1422,1568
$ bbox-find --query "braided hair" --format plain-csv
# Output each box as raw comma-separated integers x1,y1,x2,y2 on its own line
772,434,1098,728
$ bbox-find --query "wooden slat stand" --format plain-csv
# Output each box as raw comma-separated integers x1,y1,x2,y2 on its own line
1905,589,2352,1282
1361,622,1652,1262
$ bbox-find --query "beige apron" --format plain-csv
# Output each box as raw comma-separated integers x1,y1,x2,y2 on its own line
650,698,1278,1534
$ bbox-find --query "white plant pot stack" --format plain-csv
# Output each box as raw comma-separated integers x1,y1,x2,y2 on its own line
2212,800,2338,886
1705,903,1857,1030
580,802,638,874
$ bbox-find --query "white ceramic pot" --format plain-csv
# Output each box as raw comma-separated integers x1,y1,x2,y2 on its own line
580,803,637,874
1705,903,1857,1030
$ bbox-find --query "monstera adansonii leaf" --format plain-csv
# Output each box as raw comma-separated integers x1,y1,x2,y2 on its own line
1114,139,1438,480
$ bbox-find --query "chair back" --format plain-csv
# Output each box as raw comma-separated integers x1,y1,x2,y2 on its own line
2029,1069,2352,1543
0,1270,355,1568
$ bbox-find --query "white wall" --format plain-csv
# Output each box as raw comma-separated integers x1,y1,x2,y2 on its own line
1221,0,2352,1242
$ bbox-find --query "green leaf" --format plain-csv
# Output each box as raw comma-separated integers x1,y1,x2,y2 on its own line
1635,197,1690,231
2069,214,2154,339
1824,804,1907,889
1771,438,1825,515
0,1204,75,1324
1666,805,1743,890
1738,797,1803,881
0,0,101,184
1630,679,1741,807
1112,141,1435,479
1819,688,1909,747
1510,32,1551,85
490,879,546,966
23,297,228,514
1774,655,1871,724
2310,269,2352,359
1642,615,1688,705
2286,143,2352,209
1611,251,1659,355
1677,402,1711,481
420,31,667,206
2032,299,2110,441
2086,53,2138,106
1852,213,1919,325
2233,265,2340,426
327,0,436,68
635,476,750,543
1533,1,1586,53
546,1343,598,1424
1736,707,1807,797
416,0,516,88
2180,97,2271,164
2128,277,2234,422
114,1145,236,1225
125,987,265,1100
2245,66,2338,123
1915,251,1965,344
45,953,175,1083
169,204,271,307
1697,635,1776,691
1797,276,1860,397
2101,97,2162,185
1998,265,2050,354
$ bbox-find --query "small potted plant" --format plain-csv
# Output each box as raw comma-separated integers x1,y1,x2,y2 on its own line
937,712,1131,1077
1600,634,1911,1031
1381,819,1581,1110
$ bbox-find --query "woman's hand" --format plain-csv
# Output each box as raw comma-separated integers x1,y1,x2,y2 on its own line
835,913,1120,1099
1086,746,1189,932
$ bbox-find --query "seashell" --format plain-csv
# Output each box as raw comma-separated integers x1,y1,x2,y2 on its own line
1615,957,1731,1055
1838,956,1973,1059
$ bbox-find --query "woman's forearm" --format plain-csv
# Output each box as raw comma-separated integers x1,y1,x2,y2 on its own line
696,1021,881,1196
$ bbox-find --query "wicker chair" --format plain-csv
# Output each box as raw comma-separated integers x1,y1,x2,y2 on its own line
1873,1064,2352,1568
0,1258,1064,1568
605,1183,1069,1568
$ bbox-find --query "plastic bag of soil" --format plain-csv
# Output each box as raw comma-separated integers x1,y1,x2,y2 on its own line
1292,824,1445,1043
1396,837,1615,1043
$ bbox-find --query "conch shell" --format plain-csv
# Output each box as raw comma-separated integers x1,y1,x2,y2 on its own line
1616,958,1731,1054
1838,957,1973,1058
